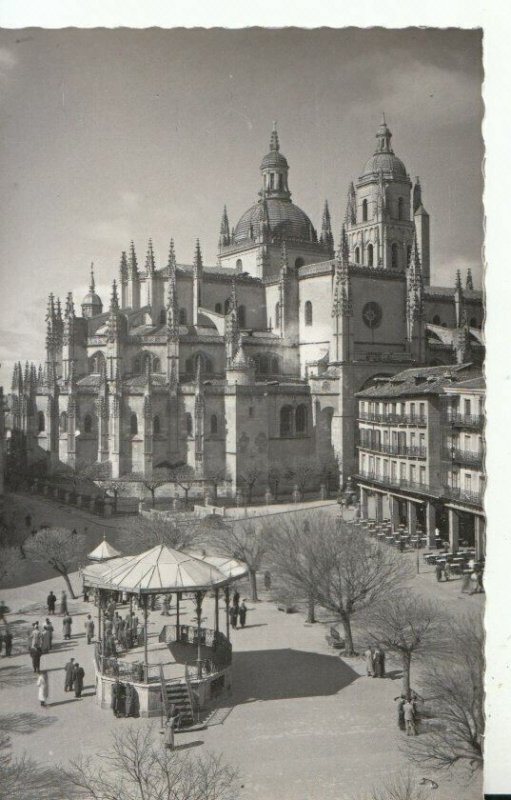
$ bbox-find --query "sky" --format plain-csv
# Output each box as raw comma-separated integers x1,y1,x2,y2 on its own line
0,27,483,388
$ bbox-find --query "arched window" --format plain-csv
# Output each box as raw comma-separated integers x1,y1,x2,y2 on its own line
391,243,399,269
224,299,230,315
38,411,45,432
367,244,374,267
278,174,283,191
130,414,138,435
304,300,313,326
185,412,193,436
355,246,360,264
84,414,93,434
238,305,246,328
185,357,193,375
159,309,166,324
215,302,222,314
89,351,106,374
270,173,275,190
59,411,68,433
295,257,304,268
295,404,308,434
280,406,293,437
362,199,368,222
432,315,441,325
236,258,243,270
179,308,187,325
275,302,280,328
398,197,404,221
470,317,477,327
153,357,161,373
271,357,279,374
133,357,141,374
153,415,161,435
210,414,218,434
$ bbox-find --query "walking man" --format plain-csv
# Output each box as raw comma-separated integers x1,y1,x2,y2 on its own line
3,629,13,657
64,657,75,691
85,614,95,644
364,645,375,677
403,698,417,736
37,670,49,707
73,662,85,698
239,601,247,628
63,614,73,640
47,591,56,615
229,604,239,630
60,590,68,615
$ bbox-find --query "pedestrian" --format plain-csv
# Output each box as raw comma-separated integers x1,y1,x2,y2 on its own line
229,604,239,630
403,698,416,736
461,570,472,593
29,644,41,673
3,629,13,657
62,614,73,640
239,601,247,628
373,645,385,678
37,670,49,707
85,614,95,644
64,657,75,691
29,622,42,650
163,705,180,750
395,694,406,731
41,619,53,653
73,662,85,697
161,595,171,616
364,645,375,677
233,589,240,607
111,678,125,717
113,612,122,639
435,563,443,582
264,571,272,591
47,590,56,614
60,590,68,615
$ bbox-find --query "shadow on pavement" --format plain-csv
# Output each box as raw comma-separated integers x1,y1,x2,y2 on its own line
0,665,36,688
174,740,204,751
0,711,58,734
229,648,359,704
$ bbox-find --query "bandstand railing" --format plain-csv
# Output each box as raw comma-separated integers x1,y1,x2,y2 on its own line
159,624,232,671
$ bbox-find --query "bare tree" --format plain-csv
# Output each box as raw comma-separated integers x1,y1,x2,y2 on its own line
25,528,86,598
406,613,484,774
305,518,411,655
266,465,282,501
238,459,262,506
356,771,430,800
0,732,73,800
64,724,239,800
203,466,230,505
211,519,267,601
121,515,198,554
131,467,173,508
80,461,126,513
285,457,320,497
166,465,196,509
360,592,447,697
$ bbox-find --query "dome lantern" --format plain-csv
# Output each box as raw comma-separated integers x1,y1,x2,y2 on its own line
260,121,291,201
81,263,103,319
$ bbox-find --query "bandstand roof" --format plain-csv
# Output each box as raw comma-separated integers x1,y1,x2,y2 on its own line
189,553,248,581
87,537,122,561
87,544,237,594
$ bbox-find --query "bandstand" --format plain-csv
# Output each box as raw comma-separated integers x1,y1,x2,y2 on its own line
82,545,247,722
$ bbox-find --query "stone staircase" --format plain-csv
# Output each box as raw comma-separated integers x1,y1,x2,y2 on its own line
162,679,195,728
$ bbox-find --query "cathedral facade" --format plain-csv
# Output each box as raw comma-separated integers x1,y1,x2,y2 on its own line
9,119,484,494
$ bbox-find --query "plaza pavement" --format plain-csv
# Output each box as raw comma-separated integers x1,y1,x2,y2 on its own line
1,562,482,800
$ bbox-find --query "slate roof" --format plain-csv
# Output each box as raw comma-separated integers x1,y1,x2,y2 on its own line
356,364,481,399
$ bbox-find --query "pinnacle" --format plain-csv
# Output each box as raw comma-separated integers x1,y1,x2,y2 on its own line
89,262,96,292
270,121,280,152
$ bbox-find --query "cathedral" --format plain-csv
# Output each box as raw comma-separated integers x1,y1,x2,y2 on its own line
8,117,484,495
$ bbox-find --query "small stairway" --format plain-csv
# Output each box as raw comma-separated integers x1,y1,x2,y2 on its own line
162,681,195,728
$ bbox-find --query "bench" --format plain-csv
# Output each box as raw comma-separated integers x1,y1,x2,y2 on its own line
326,626,345,649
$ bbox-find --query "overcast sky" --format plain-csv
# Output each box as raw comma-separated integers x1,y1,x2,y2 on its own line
0,27,483,387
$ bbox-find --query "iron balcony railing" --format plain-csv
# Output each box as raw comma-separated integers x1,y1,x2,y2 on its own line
442,447,484,467
358,442,427,459
447,413,484,430
358,410,427,426
443,485,484,506
355,470,438,496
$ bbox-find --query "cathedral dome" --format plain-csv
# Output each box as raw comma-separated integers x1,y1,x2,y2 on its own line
233,198,315,244
260,149,289,170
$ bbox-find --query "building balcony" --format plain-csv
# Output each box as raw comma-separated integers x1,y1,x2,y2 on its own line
358,411,427,426
355,470,439,497
447,413,484,430
443,485,484,507
358,443,427,459
442,448,484,468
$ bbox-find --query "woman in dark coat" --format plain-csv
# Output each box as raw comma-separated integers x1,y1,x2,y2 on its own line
73,663,85,697
111,679,126,717
229,604,239,630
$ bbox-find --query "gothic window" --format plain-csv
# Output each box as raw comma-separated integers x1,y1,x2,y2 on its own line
398,197,404,221
159,309,166,324
89,351,106,374
280,405,293,437
153,357,161,373
210,414,218,434
432,315,441,325
295,404,308,434
355,246,360,264
275,302,280,328
224,299,230,315
130,413,138,435
407,245,412,266
295,257,304,268
271,357,279,374
236,259,243,270
84,414,93,434
185,413,193,436
391,243,399,269
362,199,368,222
38,411,45,432
59,411,68,433
238,305,246,328
215,302,222,314
179,308,187,325
304,300,313,326
152,415,160,435
185,358,193,375
367,244,374,267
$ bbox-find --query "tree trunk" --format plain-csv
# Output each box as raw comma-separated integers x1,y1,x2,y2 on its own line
151,489,156,508
57,568,77,599
113,490,118,513
402,651,412,698
247,485,253,505
213,483,218,504
340,613,355,656
249,568,258,602
184,488,189,509
307,596,316,623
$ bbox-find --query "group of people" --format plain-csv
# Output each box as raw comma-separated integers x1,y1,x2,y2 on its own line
103,608,145,656
229,590,248,630
64,657,85,697
364,645,386,678
46,588,69,615
28,619,55,672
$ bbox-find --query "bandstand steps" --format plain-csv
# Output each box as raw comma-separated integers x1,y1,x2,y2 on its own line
164,684,194,727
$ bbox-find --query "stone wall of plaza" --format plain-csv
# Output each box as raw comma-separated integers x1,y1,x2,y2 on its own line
354,366,485,558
